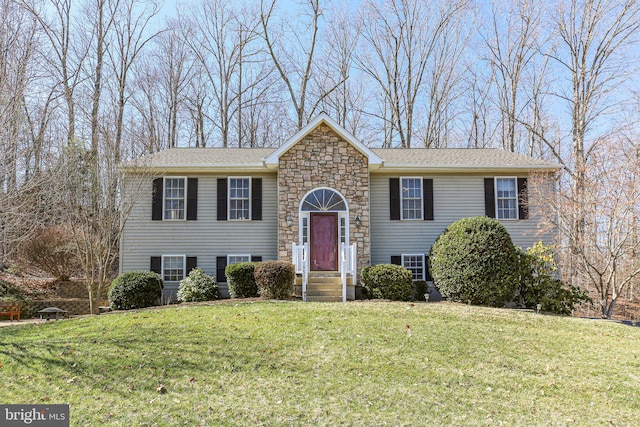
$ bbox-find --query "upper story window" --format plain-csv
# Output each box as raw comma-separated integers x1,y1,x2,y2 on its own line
153,177,197,221
217,177,261,221
401,178,423,220
496,178,518,220
163,255,185,282
164,177,185,220
229,178,250,220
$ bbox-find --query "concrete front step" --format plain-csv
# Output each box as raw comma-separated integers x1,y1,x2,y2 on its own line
308,271,341,277
294,273,354,301
306,290,342,298
307,281,342,290
308,276,342,285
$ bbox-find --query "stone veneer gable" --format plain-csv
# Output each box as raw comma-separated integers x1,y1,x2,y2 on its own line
277,124,370,275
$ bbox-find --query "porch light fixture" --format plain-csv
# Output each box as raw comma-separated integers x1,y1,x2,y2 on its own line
355,215,362,227
286,214,294,227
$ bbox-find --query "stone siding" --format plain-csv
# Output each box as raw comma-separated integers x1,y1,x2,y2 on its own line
278,124,370,275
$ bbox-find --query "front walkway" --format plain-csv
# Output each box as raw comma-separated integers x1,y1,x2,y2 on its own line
0,318,43,327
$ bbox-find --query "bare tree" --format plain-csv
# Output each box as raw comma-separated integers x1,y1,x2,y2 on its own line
182,0,264,147
108,0,160,163
0,0,40,269
420,7,470,148
533,137,640,318
356,0,470,147
463,65,497,148
130,59,164,153
160,24,193,149
261,0,345,131
482,0,545,153
55,142,150,313
313,2,366,136
21,0,88,146
547,0,640,251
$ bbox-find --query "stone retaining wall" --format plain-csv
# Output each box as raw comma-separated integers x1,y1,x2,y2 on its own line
18,280,110,318
54,280,108,299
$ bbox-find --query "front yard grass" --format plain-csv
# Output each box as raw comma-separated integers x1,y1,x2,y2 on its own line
1,301,639,426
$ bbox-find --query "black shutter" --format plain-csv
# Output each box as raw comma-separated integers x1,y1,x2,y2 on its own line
186,257,197,274
152,178,163,220
187,178,198,220
423,178,434,220
251,256,262,262
216,256,228,282
217,178,228,221
389,178,400,220
251,178,262,221
150,256,161,274
425,255,433,282
391,255,402,265
517,178,529,220
484,178,495,218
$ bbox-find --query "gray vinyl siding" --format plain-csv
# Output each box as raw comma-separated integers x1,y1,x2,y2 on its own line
370,174,554,266
120,173,278,297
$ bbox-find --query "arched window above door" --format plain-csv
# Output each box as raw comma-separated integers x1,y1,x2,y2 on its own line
300,188,347,212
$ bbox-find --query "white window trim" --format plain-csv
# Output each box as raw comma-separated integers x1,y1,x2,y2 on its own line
162,176,187,221
494,177,519,221
402,253,426,281
161,254,186,282
228,177,251,221
400,177,424,220
227,254,252,265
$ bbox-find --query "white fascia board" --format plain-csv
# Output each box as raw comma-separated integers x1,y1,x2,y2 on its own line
124,164,271,174
373,164,561,174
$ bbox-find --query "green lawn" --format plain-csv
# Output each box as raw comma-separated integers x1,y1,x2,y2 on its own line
1,301,638,426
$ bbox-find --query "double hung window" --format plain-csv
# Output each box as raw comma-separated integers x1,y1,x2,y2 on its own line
401,178,423,220
164,178,185,220
496,178,518,220
229,178,250,220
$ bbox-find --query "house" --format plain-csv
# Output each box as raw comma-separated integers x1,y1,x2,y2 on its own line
120,113,559,301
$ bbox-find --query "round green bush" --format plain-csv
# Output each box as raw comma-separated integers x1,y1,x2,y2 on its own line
430,216,519,306
109,271,163,310
177,268,219,302
361,264,413,301
254,261,295,299
225,262,259,298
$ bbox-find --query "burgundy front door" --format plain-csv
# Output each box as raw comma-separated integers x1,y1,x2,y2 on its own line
310,213,338,271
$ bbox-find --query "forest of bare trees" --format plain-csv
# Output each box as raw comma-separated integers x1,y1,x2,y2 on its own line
1,0,639,317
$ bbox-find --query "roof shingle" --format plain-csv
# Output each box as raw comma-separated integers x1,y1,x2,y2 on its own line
123,147,559,172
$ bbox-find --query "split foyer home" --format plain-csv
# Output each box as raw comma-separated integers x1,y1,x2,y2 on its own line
120,113,559,302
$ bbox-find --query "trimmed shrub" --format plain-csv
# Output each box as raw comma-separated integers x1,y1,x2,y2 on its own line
177,268,219,302
517,242,591,315
414,280,429,301
254,261,295,299
109,271,163,310
226,262,260,298
19,225,80,280
361,264,413,301
430,216,519,307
